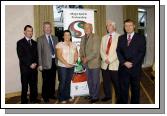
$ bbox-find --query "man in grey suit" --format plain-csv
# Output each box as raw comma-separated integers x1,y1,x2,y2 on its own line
37,22,58,103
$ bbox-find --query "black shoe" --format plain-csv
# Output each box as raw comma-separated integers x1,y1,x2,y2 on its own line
84,96,92,100
30,99,41,103
21,101,28,104
90,99,99,103
21,99,28,104
50,96,57,100
116,99,121,104
43,99,49,103
101,97,111,102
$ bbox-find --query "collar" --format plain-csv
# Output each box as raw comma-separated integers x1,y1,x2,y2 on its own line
127,32,135,39
108,32,115,37
25,36,31,41
45,34,51,38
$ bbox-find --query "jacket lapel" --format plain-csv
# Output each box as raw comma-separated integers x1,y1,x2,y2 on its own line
23,37,31,47
43,35,51,50
128,33,136,46
87,33,93,47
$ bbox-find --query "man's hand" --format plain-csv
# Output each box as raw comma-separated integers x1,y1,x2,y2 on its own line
83,57,88,64
124,61,133,69
105,59,110,64
65,63,73,68
30,63,37,69
38,66,43,71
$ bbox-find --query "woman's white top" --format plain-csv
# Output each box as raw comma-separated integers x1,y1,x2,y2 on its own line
56,42,77,67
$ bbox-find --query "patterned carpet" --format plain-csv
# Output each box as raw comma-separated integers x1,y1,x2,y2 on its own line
5,67,155,104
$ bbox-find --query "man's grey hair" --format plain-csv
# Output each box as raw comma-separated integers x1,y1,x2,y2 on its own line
106,20,116,29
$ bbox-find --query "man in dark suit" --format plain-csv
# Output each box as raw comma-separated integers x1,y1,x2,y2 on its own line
116,19,146,104
37,22,58,103
17,25,40,104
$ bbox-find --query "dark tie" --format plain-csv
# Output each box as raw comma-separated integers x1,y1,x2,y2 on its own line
106,34,112,55
28,39,31,46
127,34,131,46
48,36,55,56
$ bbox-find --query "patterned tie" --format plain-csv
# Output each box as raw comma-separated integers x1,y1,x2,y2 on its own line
106,34,112,55
48,35,55,56
127,34,131,46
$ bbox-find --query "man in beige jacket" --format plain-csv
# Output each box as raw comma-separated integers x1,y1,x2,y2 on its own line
100,20,120,103
80,23,101,103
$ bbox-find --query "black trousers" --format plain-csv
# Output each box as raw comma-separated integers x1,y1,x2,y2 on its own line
21,69,38,104
118,67,141,104
101,68,121,103
42,59,56,101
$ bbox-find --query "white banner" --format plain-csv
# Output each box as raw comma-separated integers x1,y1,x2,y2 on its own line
70,81,89,98
63,8,94,50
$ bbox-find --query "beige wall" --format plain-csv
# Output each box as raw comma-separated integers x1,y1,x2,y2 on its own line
5,5,35,94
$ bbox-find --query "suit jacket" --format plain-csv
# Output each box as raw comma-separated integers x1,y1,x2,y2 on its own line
37,35,58,70
101,32,120,70
80,33,101,69
17,37,38,74
116,33,146,75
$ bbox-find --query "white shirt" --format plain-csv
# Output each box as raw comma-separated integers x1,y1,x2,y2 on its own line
56,42,77,67
25,36,32,45
127,32,135,40
45,34,55,58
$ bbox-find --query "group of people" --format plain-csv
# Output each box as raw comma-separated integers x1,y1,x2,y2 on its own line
17,19,146,104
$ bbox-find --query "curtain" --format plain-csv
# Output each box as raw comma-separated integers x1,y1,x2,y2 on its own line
83,5,106,38
123,5,138,31
34,5,55,38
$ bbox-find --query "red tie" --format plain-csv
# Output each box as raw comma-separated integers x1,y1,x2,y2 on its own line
106,35,112,55
127,34,131,46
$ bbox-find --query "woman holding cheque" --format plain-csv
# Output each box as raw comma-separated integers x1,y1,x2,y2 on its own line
56,30,78,103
